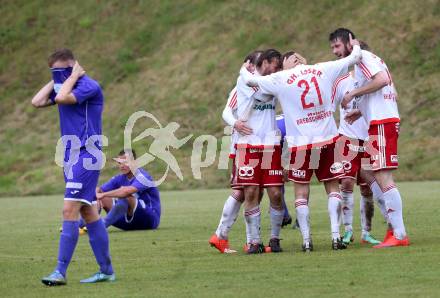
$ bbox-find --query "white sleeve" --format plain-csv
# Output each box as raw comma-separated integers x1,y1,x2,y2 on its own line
239,67,259,88
255,74,280,98
222,88,238,127
331,77,344,112
239,67,280,98
318,45,362,84
222,106,237,127
237,72,258,98
225,87,237,107
358,51,383,80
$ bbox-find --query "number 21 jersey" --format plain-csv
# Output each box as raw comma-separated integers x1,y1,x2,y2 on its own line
256,61,352,149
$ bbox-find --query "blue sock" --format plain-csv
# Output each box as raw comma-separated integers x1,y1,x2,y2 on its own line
56,220,79,277
104,199,128,228
86,219,113,275
281,186,290,218
78,218,86,228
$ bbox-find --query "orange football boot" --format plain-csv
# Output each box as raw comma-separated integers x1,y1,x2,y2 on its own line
373,235,410,248
383,229,394,242
209,234,236,253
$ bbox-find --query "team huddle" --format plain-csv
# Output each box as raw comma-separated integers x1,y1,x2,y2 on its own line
209,28,409,254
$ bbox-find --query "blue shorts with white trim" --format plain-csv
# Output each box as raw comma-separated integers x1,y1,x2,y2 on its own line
63,148,101,205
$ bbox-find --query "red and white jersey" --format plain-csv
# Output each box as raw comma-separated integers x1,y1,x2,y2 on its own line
240,46,362,149
226,86,238,110
354,50,399,125
244,46,361,149
235,73,279,147
332,73,369,140
253,63,353,149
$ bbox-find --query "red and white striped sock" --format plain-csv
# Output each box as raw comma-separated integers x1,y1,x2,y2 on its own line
215,195,242,239
244,205,261,244
382,184,406,239
295,198,310,243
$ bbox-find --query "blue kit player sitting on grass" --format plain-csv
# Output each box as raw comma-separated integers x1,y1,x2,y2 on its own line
32,49,114,286
95,149,161,231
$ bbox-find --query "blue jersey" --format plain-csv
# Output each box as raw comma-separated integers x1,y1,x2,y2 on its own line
51,71,104,204
276,114,286,145
100,168,161,215
51,75,104,149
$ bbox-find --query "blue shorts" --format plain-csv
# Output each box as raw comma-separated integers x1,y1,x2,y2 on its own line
63,148,101,205
112,198,160,230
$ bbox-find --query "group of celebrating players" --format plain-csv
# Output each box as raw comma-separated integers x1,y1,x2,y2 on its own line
209,28,409,254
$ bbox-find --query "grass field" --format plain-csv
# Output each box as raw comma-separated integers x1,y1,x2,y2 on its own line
1,181,439,297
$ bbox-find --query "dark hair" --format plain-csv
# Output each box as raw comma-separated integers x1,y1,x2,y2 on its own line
48,48,75,67
256,48,282,68
119,149,137,159
244,50,263,64
329,28,356,44
359,40,370,51
282,51,295,61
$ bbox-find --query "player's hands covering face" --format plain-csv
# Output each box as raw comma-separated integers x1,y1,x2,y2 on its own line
72,61,86,78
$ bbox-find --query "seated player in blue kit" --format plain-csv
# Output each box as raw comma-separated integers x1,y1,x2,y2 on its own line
95,150,161,231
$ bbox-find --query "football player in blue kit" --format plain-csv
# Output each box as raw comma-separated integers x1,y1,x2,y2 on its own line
95,149,161,231
32,49,114,285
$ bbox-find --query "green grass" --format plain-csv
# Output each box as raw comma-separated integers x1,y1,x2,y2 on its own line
1,0,440,196
0,181,439,297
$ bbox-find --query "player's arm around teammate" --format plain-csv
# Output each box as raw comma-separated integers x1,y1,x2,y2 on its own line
341,71,390,109
222,91,253,136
